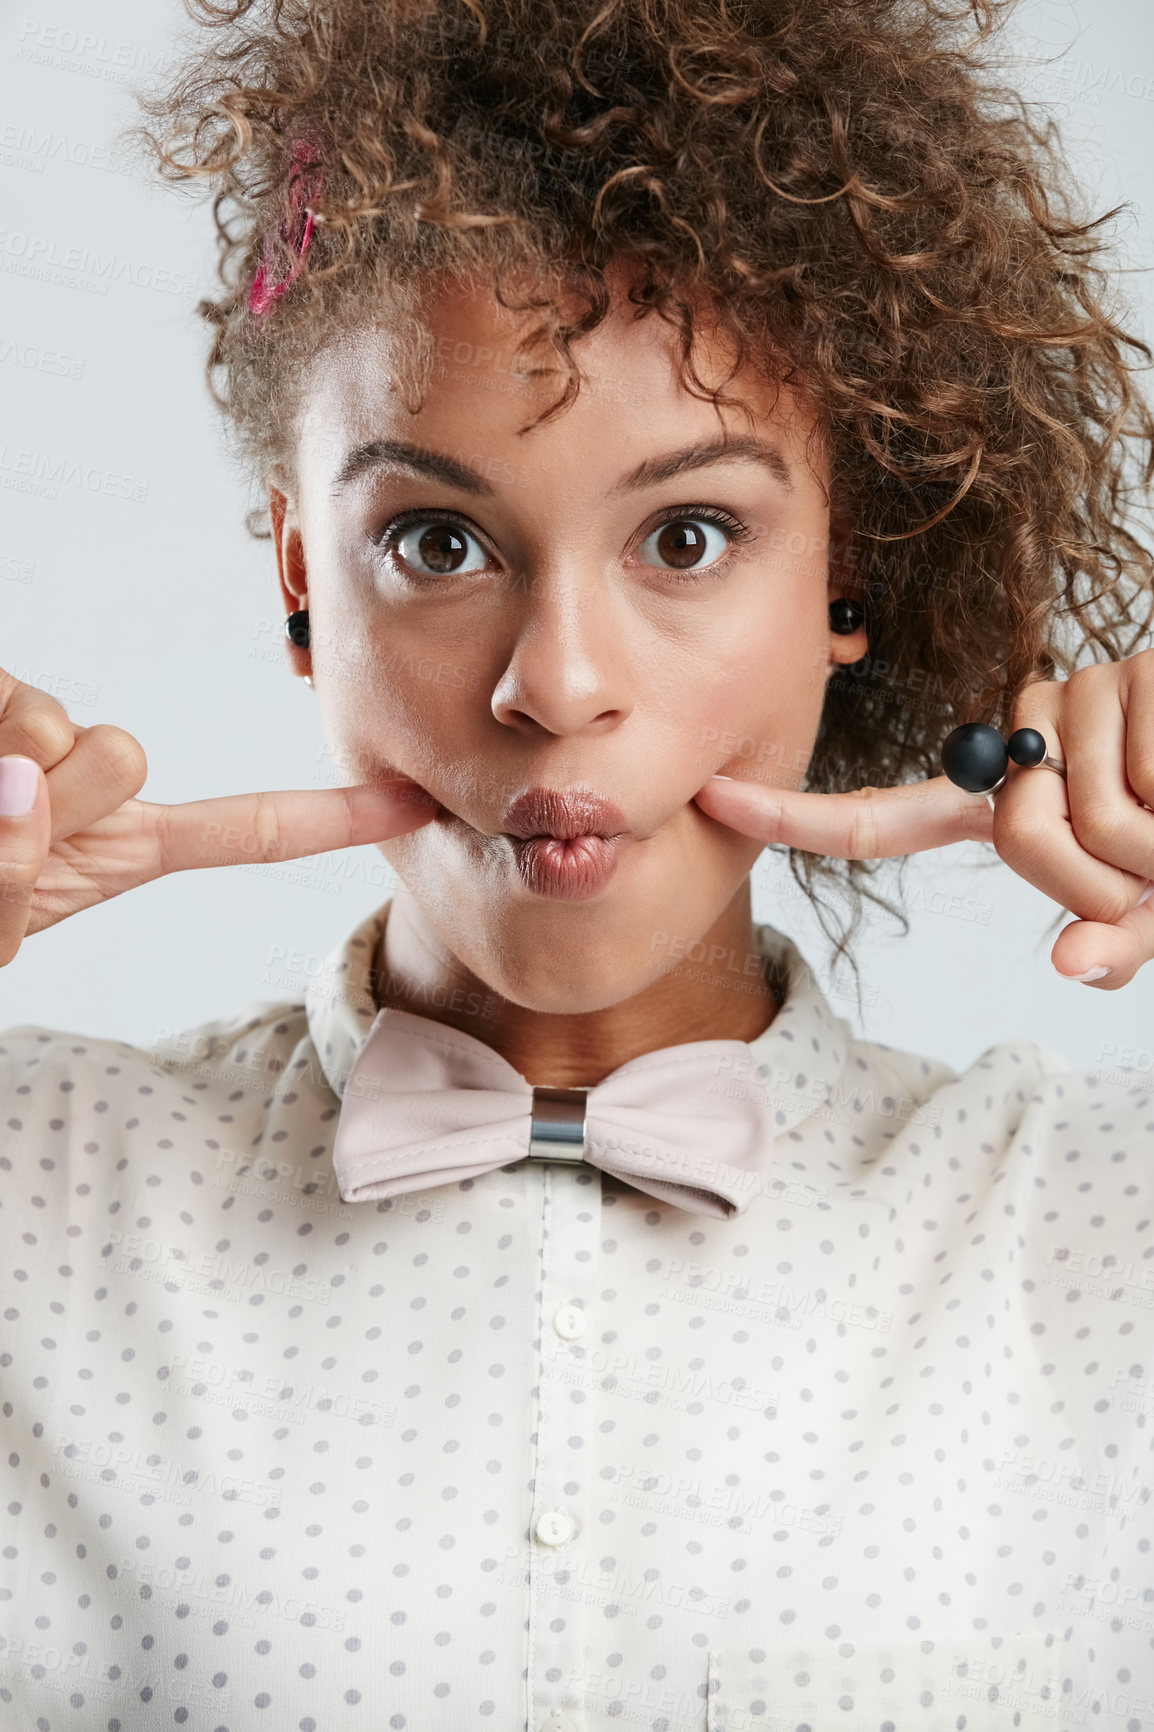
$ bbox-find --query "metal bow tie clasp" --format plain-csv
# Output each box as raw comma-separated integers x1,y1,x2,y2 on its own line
526,1085,589,1164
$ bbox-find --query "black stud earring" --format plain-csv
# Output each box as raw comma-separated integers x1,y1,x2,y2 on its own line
285,608,310,649
829,597,865,634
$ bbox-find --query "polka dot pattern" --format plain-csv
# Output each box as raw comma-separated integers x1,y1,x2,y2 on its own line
0,899,1150,1731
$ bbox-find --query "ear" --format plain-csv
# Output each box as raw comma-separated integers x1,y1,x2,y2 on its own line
269,471,312,682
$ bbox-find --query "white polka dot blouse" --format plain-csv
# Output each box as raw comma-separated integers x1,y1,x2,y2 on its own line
0,900,1151,1731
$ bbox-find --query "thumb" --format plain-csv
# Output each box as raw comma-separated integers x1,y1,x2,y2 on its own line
692,771,994,859
0,755,51,965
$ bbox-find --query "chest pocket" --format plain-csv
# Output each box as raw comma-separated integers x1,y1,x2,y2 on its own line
707,1630,1064,1731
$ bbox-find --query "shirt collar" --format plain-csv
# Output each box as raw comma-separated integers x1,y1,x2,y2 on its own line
304,899,390,1100
305,899,850,1137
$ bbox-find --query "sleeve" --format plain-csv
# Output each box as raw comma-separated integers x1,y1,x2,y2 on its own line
1010,1061,1154,1709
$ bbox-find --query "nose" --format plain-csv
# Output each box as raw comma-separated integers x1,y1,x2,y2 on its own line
490,571,634,737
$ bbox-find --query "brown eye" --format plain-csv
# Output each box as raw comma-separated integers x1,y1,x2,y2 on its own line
657,521,707,568
640,516,731,572
393,520,488,577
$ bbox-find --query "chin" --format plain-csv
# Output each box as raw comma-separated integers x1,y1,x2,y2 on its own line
425,881,675,1011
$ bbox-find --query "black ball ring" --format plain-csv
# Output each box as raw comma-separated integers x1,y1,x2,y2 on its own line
940,723,1007,794
940,723,1067,795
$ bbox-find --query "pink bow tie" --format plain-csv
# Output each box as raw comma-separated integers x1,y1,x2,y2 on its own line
330,1008,778,1219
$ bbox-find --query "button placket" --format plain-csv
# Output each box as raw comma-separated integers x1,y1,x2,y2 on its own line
528,1163,600,1732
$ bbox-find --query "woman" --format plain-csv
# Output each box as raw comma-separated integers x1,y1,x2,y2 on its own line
1,0,1152,1726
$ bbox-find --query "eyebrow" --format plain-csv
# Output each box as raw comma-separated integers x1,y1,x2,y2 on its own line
328,433,794,498
609,435,794,498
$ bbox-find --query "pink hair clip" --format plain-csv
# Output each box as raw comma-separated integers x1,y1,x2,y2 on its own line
248,134,325,317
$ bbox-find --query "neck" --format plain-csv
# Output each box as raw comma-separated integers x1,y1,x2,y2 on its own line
371,880,781,1087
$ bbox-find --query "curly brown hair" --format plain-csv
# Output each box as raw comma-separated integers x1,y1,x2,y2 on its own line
127,0,1154,1002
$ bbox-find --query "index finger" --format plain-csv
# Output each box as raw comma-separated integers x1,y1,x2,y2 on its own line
692,772,994,858
144,778,439,879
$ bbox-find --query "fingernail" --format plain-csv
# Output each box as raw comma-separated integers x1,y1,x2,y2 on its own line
1062,964,1111,983
711,774,734,782
1138,881,1154,907
0,755,39,817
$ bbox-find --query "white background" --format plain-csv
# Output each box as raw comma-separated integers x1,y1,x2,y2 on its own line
1,0,1153,1076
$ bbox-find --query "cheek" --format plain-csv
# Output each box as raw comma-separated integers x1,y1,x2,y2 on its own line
318,639,486,783
679,616,829,782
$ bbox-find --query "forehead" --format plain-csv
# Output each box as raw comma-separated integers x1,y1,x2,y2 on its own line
294,272,823,485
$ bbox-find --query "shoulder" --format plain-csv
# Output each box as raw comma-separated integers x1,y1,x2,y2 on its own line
828,1024,1063,1141
853,1027,1071,1101
0,996,316,1153
846,1024,1154,1192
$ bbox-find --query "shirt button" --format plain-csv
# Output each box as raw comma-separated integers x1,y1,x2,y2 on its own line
552,1304,586,1340
534,1509,575,1547
539,1715,582,1732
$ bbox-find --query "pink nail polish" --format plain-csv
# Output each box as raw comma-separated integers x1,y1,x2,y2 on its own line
0,755,38,817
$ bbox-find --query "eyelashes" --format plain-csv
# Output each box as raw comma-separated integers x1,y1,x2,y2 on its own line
373,503,757,585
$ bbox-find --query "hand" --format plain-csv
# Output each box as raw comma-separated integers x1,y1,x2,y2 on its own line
0,665,438,968
694,649,1154,991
